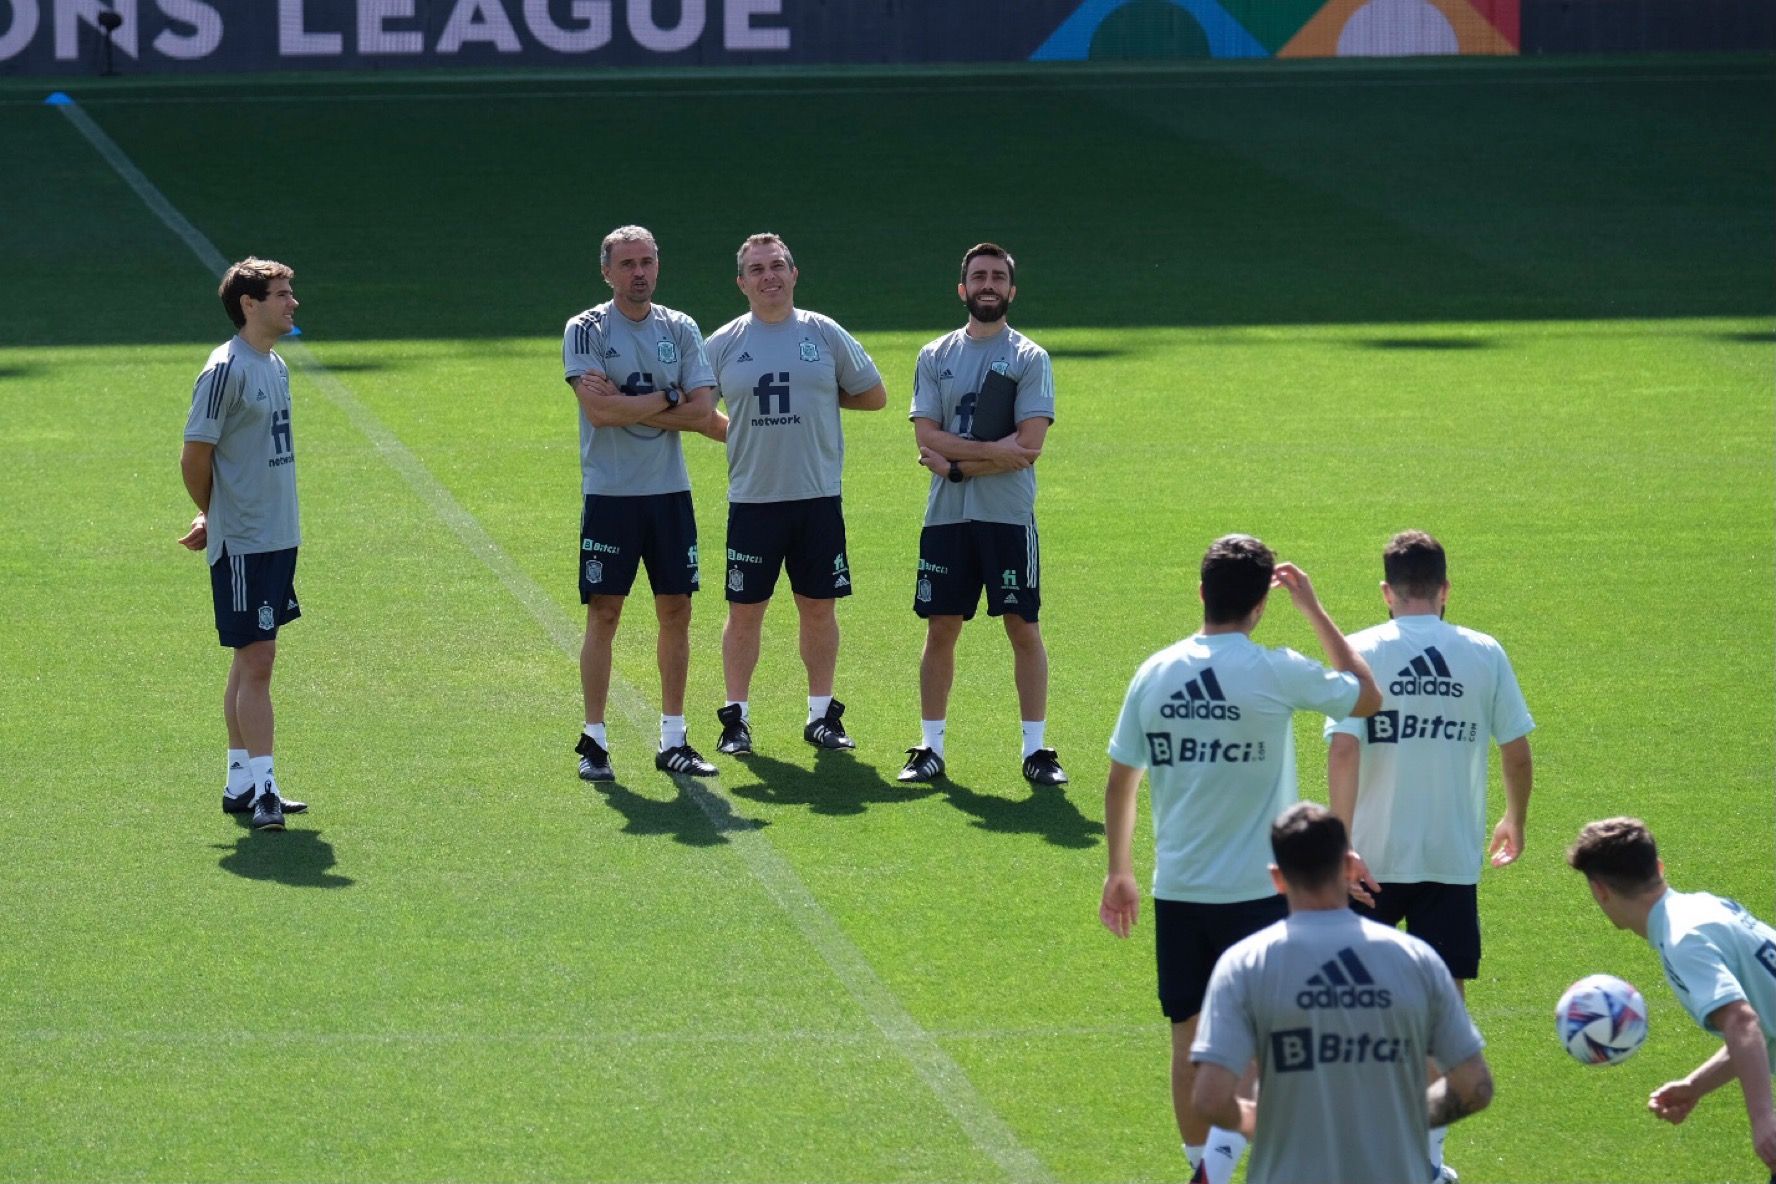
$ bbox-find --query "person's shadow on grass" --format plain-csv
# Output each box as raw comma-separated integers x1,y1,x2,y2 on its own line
727,749,930,817
591,776,767,847
215,823,354,887
936,777,1103,849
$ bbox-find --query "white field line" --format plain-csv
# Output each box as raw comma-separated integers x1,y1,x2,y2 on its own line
55,97,1052,1184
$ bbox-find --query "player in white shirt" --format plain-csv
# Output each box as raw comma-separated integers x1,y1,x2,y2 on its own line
1100,535,1381,1184
1193,803,1493,1184
1324,530,1533,1178
1569,817,1776,1180
179,257,309,833
561,226,720,783
703,234,887,756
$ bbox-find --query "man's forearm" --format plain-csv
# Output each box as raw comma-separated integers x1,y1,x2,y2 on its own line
180,445,212,514
1104,769,1139,877
1500,738,1533,820
1722,1009,1776,1126
1327,737,1359,829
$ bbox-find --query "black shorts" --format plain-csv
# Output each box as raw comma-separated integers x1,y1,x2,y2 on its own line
913,520,1040,622
580,492,700,602
1353,881,1481,980
1155,895,1288,1023
724,497,851,603
210,545,300,648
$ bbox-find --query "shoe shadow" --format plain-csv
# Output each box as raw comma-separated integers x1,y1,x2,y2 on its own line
727,749,931,817
213,827,355,887
592,777,767,847
936,778,1104,849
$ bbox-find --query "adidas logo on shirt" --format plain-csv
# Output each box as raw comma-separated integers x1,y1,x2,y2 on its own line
737,351,753,363
1297,948,1393,1009
1389,646,1464,697
603,347,620,358
1159,668,1241,720
938,368,955,379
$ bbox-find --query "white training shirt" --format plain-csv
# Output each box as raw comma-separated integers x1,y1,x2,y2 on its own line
1647,888,1776,1066
1193,909,1485,1184
1324,615,1534,884
1108,632,1361,903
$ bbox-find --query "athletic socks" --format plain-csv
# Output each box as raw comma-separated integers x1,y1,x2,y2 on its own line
1020,720,1046,757
1203,1128,1248,1184
808,694,832,725
1183,1144,1204,1173
248,754,276,803
725,700,749,720
226,748,253,798
660,715,687,750
920,719,946,757
1429,1125,1448,1172
582,722,607,746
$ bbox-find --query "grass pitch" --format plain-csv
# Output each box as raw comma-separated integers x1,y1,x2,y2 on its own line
0,56,1771,1183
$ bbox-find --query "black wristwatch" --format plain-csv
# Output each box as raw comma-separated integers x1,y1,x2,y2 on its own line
662,386,681,410
947,461,965,483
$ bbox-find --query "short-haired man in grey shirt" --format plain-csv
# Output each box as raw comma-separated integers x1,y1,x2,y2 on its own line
898,243,1064,788
179,257,309,832
562,226,720,782
704,234,887,756
1192,803,1494,1184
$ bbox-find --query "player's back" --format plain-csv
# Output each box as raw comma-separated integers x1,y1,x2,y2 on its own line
1331,614,1534,883
1112,632,1358,903
1223,911,1483,1184
1650,889,1776,1060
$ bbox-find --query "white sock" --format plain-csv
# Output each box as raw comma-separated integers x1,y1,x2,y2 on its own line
808,694,832,724
660,715,687,750
582,722,606,746
248,754,275,802
725,699,749,721
1183,1144,1204,1172
1021,719,1046,757
1204,1128,1247,1184
1429,1125,1448,1170
226,748,252,797
920,719,946,756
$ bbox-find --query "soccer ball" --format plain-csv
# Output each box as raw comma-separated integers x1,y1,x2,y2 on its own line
1556,974,1648,1065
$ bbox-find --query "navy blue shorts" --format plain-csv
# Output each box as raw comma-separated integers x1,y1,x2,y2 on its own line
723,496,851,603
1155,894,1288,1023
580,492,700,601
1353,881,1481,980
210,545,300,648
913,521,1040,622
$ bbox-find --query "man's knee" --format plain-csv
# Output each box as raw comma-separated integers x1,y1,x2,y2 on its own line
793,594,836,625
234,640,276,680
586,595,625,634
925,614,965,647
1003,615,1044,650
654,594,691,631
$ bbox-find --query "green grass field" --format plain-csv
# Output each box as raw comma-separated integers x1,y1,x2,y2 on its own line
0,56,1771,1183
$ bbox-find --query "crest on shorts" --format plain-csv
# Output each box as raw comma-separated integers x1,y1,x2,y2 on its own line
990,360,1009,375
657,340,678,364
584,559,603,585
917,577,932,604
257,604,275,631
798,341,820,363
728,566,744,593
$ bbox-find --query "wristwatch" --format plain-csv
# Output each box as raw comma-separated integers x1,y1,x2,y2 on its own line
663,386,681,410
947,461,965,483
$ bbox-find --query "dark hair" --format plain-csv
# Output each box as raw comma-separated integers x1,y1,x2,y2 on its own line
1383,530,1447,600
960,242,1015,287
1271,802,1348,891
1567,817,1662,895
1201,534,1275,624
218,257,293,329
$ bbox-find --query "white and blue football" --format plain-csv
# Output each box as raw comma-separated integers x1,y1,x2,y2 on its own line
1556,974,1648,1065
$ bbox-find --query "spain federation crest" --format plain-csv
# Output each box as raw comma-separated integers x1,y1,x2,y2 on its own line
990,360,1009,375
584,559,604,585
798,341,820,363
917,577,932,604
728,566,744,593
257,604,275,631
657,339,678,364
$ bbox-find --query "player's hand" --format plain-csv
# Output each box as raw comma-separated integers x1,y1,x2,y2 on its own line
1647,1080,1701,1125
1754,1109,1776,1170
574,372,619,399
1346,850,1379,907
177,513,207,551
1100,872,1140,938
991,436,1039,470
917,446,949,476
1271,563,1322,614
1488,815,1525,867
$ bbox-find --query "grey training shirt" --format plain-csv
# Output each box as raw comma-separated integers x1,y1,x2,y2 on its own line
183,337,300,566
910,325,1054,526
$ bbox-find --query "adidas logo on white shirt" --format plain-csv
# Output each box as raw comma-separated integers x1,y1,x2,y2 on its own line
1160,668,1240,720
